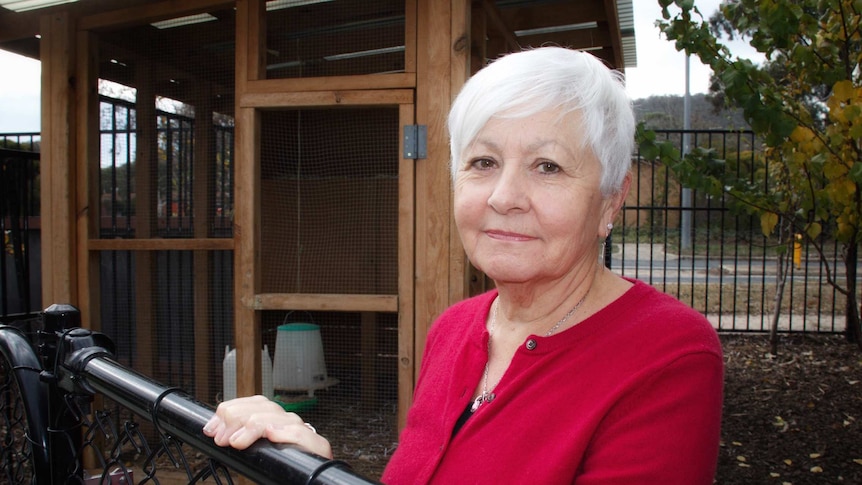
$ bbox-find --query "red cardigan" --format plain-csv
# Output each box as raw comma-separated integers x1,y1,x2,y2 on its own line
382,279,723,484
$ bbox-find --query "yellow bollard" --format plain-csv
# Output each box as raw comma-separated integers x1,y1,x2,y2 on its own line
793,233,802,269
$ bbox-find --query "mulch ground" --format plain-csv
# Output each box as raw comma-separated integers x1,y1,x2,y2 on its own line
716,333,862,484
329,333,862,484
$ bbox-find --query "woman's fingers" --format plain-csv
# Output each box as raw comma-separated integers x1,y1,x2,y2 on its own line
265,422,333,458
202,395,332,457
204,395,289,447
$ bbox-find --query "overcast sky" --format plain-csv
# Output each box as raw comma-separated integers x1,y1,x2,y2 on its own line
0,0,764,133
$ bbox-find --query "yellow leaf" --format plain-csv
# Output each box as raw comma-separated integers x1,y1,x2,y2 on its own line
833,80,855,102
732,441,743,447
790,126,815,143
784,459,793,465
737,455,747,462
770,472,781,478
761,212,778,237
810,453,821,459
810,466,823,473
853,458,862,465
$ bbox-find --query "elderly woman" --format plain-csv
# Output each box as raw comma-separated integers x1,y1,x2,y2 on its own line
204,47,723,484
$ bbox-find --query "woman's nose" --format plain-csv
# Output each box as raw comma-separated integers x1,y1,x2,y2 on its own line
487,166,529,213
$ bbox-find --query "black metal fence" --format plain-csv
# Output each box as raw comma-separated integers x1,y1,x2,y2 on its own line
620,129,855,334
1,126,857,336
0,304,379,484
0,133,41,323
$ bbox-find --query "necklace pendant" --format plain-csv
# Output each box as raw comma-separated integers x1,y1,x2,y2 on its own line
471,395,483,412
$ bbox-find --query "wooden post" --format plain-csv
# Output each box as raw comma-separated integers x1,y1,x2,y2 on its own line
234,0,264,399
40,10,78,307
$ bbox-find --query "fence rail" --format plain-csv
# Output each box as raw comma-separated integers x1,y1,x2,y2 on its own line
0,304,379,484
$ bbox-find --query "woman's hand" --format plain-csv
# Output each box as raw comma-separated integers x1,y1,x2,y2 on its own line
202,395,333,458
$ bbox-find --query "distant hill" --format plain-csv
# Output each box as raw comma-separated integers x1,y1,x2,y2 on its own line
633,93,750,131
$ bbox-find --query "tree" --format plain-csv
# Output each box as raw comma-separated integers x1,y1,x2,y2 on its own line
644,0,862,349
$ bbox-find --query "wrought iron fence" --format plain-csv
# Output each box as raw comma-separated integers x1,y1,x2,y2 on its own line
0,139,41,322
1,126,857,337
0,304,379,484
618,129,855,333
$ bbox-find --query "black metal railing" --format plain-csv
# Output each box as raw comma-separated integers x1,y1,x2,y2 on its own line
0,304,380,485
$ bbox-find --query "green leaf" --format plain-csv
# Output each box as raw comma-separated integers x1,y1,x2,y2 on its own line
806,222,822,240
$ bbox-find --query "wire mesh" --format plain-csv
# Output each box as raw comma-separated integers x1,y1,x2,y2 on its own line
94,6,237,408
265,0,406,79
260,108,399,295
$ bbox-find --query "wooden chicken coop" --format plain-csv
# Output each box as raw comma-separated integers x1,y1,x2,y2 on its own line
0,0,636,431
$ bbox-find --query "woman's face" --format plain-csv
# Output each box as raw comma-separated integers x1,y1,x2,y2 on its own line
453,110,619,286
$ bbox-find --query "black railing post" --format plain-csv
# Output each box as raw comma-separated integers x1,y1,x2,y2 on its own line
38,303,85,483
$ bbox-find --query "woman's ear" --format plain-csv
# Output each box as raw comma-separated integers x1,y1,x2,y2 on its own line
600,172,631,235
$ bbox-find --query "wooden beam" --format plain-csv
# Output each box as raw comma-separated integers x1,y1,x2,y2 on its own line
88,238,234,251
245,73,416,94
449,0,469,303
240,89,414,108
413,0,453,385
480,0,519,52
396,101,415,431
233,0,264,401
601,0,624,69
247,293,398,313
76,30,100,332
193,87,215,401
133,56,157,379
40,10,77,307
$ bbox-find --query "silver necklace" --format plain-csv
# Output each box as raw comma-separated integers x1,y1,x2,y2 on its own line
471,291,590,413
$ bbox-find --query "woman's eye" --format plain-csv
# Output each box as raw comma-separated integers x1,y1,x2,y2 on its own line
538,161,560,173
470,158,496,170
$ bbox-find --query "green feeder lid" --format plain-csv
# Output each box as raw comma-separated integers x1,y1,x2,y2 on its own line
277,323,319,332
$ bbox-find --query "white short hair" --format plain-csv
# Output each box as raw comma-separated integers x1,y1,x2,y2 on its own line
448,47,634,197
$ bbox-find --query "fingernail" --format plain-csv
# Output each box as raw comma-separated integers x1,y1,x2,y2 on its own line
203,416,219,433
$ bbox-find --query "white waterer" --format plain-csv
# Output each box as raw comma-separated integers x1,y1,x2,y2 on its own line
272,322,331,393
222,344,273,402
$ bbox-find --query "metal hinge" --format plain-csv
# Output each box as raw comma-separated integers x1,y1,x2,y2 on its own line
403,125,427,160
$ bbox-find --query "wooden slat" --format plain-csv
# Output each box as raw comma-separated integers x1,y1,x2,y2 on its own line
233,0,264,402
134,57,157,379
404,0,418,74
192,89,215,401
88,238,234,251
449,0,470,304
396,102,416,431
241,88,414,108
247,293,398,313
246,73,416,93
77,30,101,332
